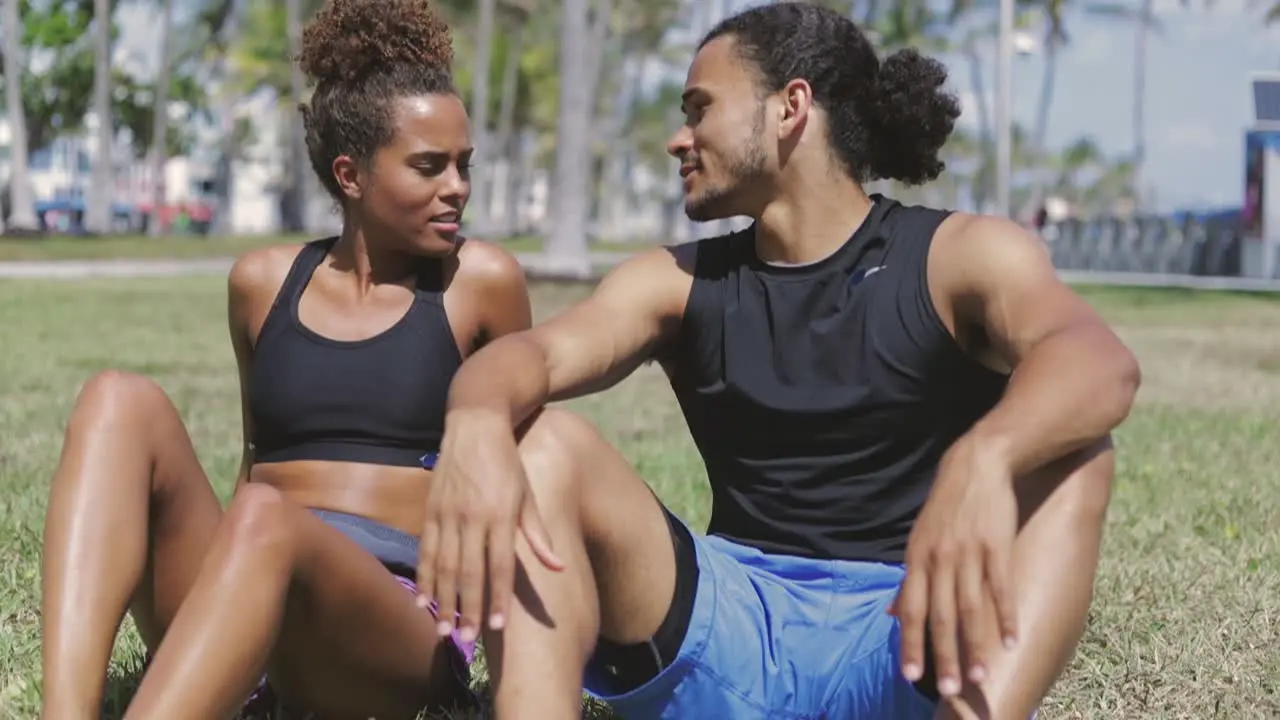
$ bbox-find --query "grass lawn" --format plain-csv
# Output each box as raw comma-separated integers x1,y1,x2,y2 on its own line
0,234,653,262
1,279,1278,718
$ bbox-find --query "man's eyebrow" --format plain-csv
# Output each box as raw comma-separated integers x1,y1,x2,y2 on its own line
680,87,709,112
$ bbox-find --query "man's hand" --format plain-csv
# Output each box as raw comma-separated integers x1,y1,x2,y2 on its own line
892,436,1020,699
416,409,565,644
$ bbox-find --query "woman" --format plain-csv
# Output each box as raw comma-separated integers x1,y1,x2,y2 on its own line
38,1,526,717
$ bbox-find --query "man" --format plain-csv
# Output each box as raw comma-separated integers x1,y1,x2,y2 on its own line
417,4,1140,719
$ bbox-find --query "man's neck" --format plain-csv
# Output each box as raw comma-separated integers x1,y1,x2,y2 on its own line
752,175,873,266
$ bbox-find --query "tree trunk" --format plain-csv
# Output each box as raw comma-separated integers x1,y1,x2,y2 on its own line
964,44,993,213
466,0,498,233
285,0,309,233
147,0,174,237
1131,0,1151,210
512,127,537,235
578,0,614,244
599,54,640,241
546,0,594,276
85,0,114,235
493,12,526,237
210,4,244,237
1021,35,1059,224
2,0,38,232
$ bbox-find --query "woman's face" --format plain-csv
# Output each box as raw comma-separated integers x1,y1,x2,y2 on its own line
346,93,474,257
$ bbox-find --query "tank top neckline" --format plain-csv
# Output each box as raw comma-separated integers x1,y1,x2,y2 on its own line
745,195,894,281
284,237,444,350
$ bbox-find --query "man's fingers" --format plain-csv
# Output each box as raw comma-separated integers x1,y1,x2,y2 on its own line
928,551,962,698
416,514,440,610
957,551,989,684
486,520,517,631
985,540,1019,648
518,493,565,572
432,517,461,637
896,562,929,683
456,521,488,643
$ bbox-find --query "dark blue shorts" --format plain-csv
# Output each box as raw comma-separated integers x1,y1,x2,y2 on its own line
584,516,937,719
310,509,477,666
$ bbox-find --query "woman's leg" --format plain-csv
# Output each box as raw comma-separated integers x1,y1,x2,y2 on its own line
122,483,463,720
41,371,224,719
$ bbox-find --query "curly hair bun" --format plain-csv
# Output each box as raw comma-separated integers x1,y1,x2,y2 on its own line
865,48,960,186
298,0,454,85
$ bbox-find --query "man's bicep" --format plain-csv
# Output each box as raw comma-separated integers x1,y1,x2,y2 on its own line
530,249,685,401
946,217,1111,366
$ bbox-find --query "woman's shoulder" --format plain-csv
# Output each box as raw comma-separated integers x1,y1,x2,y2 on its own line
452,236,526,291
227,241,311,303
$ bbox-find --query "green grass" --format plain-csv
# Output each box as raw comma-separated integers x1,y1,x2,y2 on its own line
0,278,1278,718
0,234,654,262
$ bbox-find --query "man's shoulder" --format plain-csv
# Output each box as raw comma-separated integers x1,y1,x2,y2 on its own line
931,212,1047,272
662,227,753,278
590,244,694,318
877,196,956,237
926,211,1057,318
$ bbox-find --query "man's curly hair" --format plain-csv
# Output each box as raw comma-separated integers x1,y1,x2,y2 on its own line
703,3,960,186
296,0,456,201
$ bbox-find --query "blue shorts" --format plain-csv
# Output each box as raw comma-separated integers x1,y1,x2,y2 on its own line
583,521,936,720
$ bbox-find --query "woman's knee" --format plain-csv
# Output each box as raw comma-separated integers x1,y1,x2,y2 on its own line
220,484,298,562
70,370,173,429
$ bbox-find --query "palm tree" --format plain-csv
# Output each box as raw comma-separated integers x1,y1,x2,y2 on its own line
493,0,533,237
148,0,175,237
591,0,679,239
1029,0,1066,176
84,0,114,235
1126,0,1187,210
196,0,243,237
286,0,307,232
2,0,39,233
1131,0,1152,209
545,0,594,276
467,0,498,232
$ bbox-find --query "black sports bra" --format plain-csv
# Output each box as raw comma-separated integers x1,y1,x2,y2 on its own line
247,237,462,469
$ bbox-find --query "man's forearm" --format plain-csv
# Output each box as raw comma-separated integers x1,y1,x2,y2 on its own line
446,333,552,429
969,327,1140,478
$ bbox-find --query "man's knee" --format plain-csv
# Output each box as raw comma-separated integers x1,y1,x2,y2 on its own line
517,408,603,510
1019,436,1114,530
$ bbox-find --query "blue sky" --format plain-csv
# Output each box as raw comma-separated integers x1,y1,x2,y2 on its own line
118,0,1279,214
734,0,1280,212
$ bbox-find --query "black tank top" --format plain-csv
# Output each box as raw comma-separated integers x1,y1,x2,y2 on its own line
664,196,1009,564
247,237,462,468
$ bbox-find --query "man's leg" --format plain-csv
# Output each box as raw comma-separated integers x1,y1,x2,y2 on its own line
483,408,682,719
936,438,1114,720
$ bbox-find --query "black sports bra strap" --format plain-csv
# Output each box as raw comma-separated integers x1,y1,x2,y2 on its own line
281,237,336,306
256,238,336,343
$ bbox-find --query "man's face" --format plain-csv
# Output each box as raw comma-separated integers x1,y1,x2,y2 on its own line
667,36,773,222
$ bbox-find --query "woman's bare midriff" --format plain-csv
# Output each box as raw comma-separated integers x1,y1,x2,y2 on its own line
250,461,431,537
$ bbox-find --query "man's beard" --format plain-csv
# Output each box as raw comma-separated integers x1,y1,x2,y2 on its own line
685,106,768,222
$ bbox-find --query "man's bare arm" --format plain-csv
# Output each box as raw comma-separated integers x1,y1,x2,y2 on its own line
919,215,1137,719
932,215,1142,476
445,247,691,428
